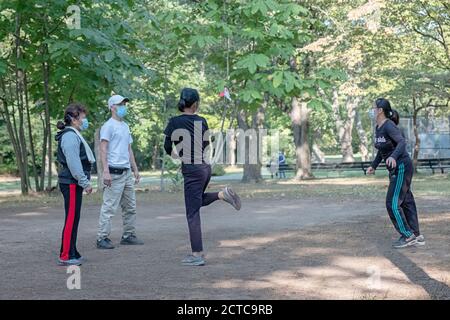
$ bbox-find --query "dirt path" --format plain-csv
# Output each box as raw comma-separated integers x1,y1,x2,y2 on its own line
0,196,449,299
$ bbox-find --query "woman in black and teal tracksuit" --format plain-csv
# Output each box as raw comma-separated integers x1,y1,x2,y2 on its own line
367,98,424,249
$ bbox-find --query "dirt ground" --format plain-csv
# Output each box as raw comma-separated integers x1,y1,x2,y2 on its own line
0,187,449,300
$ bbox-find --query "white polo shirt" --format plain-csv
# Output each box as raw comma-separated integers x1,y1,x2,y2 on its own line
100,118,133,168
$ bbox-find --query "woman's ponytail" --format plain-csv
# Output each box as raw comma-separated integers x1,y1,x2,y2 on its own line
177,88,200,112
57,102,88,130
390,109,400,125
56,121,66,130
178,98,186,112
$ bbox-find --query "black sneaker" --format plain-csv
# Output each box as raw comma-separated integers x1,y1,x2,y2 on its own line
97,238,115,249
222,186,241,210
393,235,417,249
120,235,144,245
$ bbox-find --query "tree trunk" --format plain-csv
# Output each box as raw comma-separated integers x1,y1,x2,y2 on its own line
42,12,53,191
354,109,369,161
24,72,40,191
152,143,160,170
39,112,48,191
14,12,29,194
311,129,325,163
412,97,420,172
226,130,237,167
291,97,313,179
0,88,24,187
332,89,356,163
17,78,29,194
237,107,264,183
43,60,52,190
312,143,325,163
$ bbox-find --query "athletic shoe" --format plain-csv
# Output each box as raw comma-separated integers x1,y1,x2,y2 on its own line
57,258,83,266
222,186,241,210
120,234,144,245
415,234,426,246
97,238,115,249
393,235,418,249
181,255,205,266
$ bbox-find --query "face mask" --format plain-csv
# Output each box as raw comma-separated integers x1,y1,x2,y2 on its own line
116,105,127,118
80,118,89,131
368,109,376,120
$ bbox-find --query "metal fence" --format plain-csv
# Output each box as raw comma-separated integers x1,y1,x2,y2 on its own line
399,116,450,159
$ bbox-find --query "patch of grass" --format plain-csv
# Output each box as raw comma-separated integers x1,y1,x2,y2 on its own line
0,173,448,209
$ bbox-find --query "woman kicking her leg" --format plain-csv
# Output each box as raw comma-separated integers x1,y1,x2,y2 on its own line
163,88,241,266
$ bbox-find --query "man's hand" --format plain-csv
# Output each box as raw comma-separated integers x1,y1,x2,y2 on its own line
103,170,112,187
85,185,93,194
386,157,397,169
134,171,141,185
367,166,375,175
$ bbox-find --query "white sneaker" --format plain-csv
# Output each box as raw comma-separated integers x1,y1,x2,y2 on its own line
415,234,426,246
181,255,205,266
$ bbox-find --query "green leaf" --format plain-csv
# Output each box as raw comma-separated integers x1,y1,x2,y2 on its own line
0,60,7,75
317,79,330,90
308,99,323,110
273,71,283,88
284,72,296,92
254,54,270,68
104,50,115,62
248,62,257,74
251,90,262,99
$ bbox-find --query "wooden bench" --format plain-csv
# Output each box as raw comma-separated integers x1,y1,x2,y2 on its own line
266,163,296,177
266,158,450,176
416,158,450,174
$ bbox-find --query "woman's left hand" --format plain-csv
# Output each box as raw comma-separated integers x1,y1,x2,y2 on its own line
386,157,397,169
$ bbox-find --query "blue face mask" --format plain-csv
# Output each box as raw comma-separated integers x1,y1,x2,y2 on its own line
116,105,128,118
80,118,89,131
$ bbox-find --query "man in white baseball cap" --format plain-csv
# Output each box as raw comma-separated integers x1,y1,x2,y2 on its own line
107,94,129,109
97,94,144,249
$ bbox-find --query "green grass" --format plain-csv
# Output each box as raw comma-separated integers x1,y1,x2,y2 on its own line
1,172,448,209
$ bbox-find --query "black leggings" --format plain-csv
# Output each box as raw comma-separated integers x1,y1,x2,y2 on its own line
385,160,420,238
59,183,83,260
182,164,220,252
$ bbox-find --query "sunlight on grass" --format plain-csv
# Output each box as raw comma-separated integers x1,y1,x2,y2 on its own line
0,173,448,209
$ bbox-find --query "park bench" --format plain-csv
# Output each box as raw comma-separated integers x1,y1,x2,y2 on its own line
266,158,450,176
266,163,296,177
416,158,450,174
313,162,386,175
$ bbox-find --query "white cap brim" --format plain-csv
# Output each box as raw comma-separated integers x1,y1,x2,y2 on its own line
108,95,130,108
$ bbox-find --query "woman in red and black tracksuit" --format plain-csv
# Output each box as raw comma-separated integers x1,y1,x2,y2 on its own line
55,103,94,266
367,98,424,249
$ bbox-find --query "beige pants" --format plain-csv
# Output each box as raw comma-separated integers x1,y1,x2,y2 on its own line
97,169,136,241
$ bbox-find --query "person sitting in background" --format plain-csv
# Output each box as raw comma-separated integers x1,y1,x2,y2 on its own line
277,151,286,179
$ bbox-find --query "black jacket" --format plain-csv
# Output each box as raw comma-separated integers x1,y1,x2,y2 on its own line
55,128,92,186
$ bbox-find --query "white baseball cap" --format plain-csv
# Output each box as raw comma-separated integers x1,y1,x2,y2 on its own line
108,94,129,109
